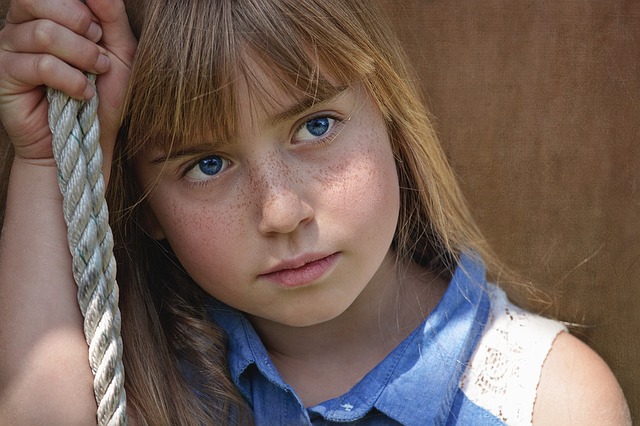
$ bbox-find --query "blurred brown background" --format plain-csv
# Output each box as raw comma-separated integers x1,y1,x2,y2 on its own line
379,0,639,421
1,0,637,421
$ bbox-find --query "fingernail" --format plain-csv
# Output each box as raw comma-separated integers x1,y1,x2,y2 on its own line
83,83,96,100
87,21,103,42
95,53,110,73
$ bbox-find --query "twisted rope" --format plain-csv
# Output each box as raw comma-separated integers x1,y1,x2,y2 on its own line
47,72,127,425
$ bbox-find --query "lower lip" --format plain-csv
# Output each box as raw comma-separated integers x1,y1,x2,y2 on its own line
260,253,340,288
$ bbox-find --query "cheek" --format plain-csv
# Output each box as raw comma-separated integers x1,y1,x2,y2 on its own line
316,122,400,228
147,191,248,282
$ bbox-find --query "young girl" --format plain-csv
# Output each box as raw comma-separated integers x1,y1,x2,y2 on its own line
0,0,630,424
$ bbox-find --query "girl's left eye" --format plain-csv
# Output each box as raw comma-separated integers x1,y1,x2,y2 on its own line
294,116,337,143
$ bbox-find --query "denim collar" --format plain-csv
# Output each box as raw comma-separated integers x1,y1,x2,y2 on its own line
208,253,490,425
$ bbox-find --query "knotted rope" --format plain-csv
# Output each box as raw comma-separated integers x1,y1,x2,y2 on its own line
47,69,127,424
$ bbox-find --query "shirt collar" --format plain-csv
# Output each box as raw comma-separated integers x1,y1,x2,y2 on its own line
208,253,490,424
371,253,490,425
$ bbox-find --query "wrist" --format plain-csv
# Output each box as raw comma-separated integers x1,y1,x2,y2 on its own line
12,155,58,169
9,156,64,201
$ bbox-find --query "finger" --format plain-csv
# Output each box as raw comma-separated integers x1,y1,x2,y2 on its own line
0,51,96,100
0,20,110,75
86,0,137,66
6,0,102,43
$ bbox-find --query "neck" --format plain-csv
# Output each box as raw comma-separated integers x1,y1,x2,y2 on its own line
248,252,449,406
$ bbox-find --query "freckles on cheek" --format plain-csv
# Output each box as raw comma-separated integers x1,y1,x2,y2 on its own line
317,132,399,211
158,198,246,273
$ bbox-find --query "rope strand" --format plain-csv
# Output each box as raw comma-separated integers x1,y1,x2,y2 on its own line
47,72,127,425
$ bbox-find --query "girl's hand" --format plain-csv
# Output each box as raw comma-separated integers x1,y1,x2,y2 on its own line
0,0,136,168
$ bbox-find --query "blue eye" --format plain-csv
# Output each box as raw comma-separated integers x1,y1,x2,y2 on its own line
295,116,337,142
199,156,223,175
185,155,227,181
306,117,330,136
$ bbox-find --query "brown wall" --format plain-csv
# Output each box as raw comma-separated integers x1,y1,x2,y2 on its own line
379,0,640,420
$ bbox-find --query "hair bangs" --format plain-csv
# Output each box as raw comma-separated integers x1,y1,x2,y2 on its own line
233,0,378,109
123,0,384,160
124,0,240,158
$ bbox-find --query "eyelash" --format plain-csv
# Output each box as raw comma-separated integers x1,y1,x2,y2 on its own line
292,113,344,146
180,113,346,187
181,154,230,188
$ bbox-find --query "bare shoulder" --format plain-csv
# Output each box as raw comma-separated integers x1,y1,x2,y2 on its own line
533,331,631,425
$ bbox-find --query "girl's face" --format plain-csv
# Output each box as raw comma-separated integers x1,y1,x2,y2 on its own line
134,66,400,328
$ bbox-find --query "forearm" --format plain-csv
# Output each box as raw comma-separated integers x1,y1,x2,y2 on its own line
0,158,97,424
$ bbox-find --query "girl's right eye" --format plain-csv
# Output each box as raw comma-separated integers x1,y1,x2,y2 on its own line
184,155,229,182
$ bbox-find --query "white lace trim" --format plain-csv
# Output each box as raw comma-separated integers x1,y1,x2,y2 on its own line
460,284,566,425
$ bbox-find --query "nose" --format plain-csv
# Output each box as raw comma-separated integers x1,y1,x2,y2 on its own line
253,161,314,235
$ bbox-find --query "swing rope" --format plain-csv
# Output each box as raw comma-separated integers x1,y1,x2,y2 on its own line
47,68,127,425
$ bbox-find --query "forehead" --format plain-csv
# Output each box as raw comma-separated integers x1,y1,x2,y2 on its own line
123,0,378,157
135,53,350,157
236,53,348,122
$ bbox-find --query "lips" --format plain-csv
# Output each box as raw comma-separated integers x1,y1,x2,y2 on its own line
259,252,339,288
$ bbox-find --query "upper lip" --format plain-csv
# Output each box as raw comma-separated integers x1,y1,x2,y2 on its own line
259,252,336,276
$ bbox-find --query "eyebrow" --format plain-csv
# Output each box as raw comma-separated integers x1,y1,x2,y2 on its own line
149,143,217,165
268,85,350,126
148,86,352,165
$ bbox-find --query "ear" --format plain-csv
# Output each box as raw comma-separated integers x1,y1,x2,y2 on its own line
140,205,166,241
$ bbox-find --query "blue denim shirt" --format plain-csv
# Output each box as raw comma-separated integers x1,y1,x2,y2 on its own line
207,254,503,425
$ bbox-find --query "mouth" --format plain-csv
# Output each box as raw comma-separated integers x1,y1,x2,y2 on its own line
258,252,340,288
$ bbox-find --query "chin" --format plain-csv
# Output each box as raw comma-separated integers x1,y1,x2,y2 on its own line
275,304,350,328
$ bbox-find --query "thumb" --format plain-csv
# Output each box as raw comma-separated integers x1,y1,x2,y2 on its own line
86,0,137,68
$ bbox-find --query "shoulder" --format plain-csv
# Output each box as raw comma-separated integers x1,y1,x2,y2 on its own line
459,284,568,424
533,331,631,425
